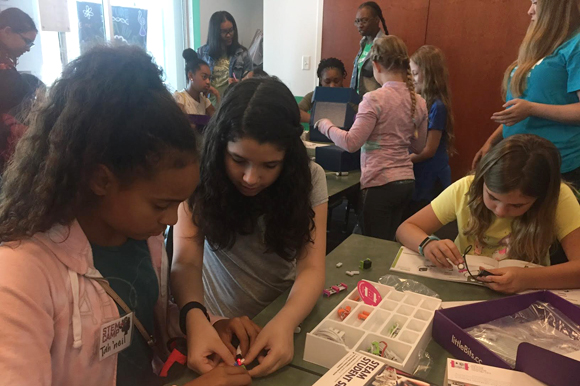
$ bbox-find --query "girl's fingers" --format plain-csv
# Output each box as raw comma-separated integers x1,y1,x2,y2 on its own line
440,241,463,265
244,334,266,365
428,248,450,269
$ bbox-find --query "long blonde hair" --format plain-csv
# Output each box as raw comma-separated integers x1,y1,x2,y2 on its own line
464,135,562,264
370,35,417,125
503,0,580,98
411,45,455,155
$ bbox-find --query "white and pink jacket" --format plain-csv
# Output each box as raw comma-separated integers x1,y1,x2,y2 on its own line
0,221,181,385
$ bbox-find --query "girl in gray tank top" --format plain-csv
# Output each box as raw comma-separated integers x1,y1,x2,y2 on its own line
172,77,328,378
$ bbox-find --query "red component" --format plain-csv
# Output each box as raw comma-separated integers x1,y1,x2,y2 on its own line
159,348,187,377
338,306,352,320
358,311,370,320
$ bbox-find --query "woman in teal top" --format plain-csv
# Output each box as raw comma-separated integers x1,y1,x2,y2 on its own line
474,0,580,188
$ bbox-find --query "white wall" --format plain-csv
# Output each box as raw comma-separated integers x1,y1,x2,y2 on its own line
263,0,323,96
199,0,263,48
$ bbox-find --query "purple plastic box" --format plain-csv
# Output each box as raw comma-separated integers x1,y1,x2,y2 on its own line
433,291,580,386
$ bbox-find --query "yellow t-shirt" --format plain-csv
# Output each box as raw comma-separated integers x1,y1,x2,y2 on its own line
431,175,580,266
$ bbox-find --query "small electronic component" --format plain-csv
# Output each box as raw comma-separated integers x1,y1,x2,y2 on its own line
388,323,401,338
323,282,348,297
234,347,246,368
369,341,402,363
337,306,351,320
358,311,370,320
359,258,372,270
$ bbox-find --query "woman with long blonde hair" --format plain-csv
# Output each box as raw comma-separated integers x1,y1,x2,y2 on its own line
316,35,428,240
407,45,455,216
473,0,580,188
398,134,580,294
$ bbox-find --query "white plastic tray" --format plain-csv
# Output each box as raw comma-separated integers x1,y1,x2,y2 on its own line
303,280,441,373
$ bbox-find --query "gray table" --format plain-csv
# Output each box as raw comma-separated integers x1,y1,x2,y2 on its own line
325,170,361,200
252,234,505,385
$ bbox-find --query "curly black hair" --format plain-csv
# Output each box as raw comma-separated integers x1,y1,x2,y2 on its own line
0,45,199,241
317,57,347,80
191,77,315,260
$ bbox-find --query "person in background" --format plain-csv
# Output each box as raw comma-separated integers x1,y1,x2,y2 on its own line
299,57,348,123
174,48,219,117
316,36,428,241
172,78,327,378
405,45,455,217
473,0,580,188
0,45,253,386
397,135,580,294
197,11,254,106
351,1,389,97
0,7,37,171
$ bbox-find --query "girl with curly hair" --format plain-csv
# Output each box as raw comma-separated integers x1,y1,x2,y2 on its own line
172,77,328,378
0,45,251,386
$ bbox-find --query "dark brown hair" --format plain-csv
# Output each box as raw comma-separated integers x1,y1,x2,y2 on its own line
0,45,199,242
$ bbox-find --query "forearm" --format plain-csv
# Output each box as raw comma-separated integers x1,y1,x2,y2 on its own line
411,151,431,163
530,102,580,125
411,153,425,163
524,260,580,290
486,125,504,146
395,222,429,251
274,266,325,329
300,110,311,124
170,259,205,308
325,119,373,153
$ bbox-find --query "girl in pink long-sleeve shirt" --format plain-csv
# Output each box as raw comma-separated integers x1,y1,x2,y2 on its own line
317,35,428,240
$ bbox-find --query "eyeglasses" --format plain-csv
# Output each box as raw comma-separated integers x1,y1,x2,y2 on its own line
457,245,496,281
354,17,374,26
457,245,481,281
17,33,35,48
220,28,235,37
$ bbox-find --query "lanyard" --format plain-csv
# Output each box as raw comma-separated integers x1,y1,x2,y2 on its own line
95,278,156,347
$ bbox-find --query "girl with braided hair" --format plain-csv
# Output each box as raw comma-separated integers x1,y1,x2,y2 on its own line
351,1,389,96
299,57,348,123
316,35,428,240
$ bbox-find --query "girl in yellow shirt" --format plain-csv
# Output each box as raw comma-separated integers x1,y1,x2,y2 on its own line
397,134,580,293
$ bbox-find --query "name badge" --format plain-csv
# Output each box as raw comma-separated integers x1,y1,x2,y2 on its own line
99,313,133,361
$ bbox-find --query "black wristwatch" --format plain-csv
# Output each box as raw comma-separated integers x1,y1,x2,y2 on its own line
418,235,440,257
180,301,210,334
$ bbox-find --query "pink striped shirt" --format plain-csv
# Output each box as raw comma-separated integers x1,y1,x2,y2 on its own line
321,82,428,189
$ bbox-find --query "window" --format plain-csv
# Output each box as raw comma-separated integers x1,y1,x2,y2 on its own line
20,0,186,91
